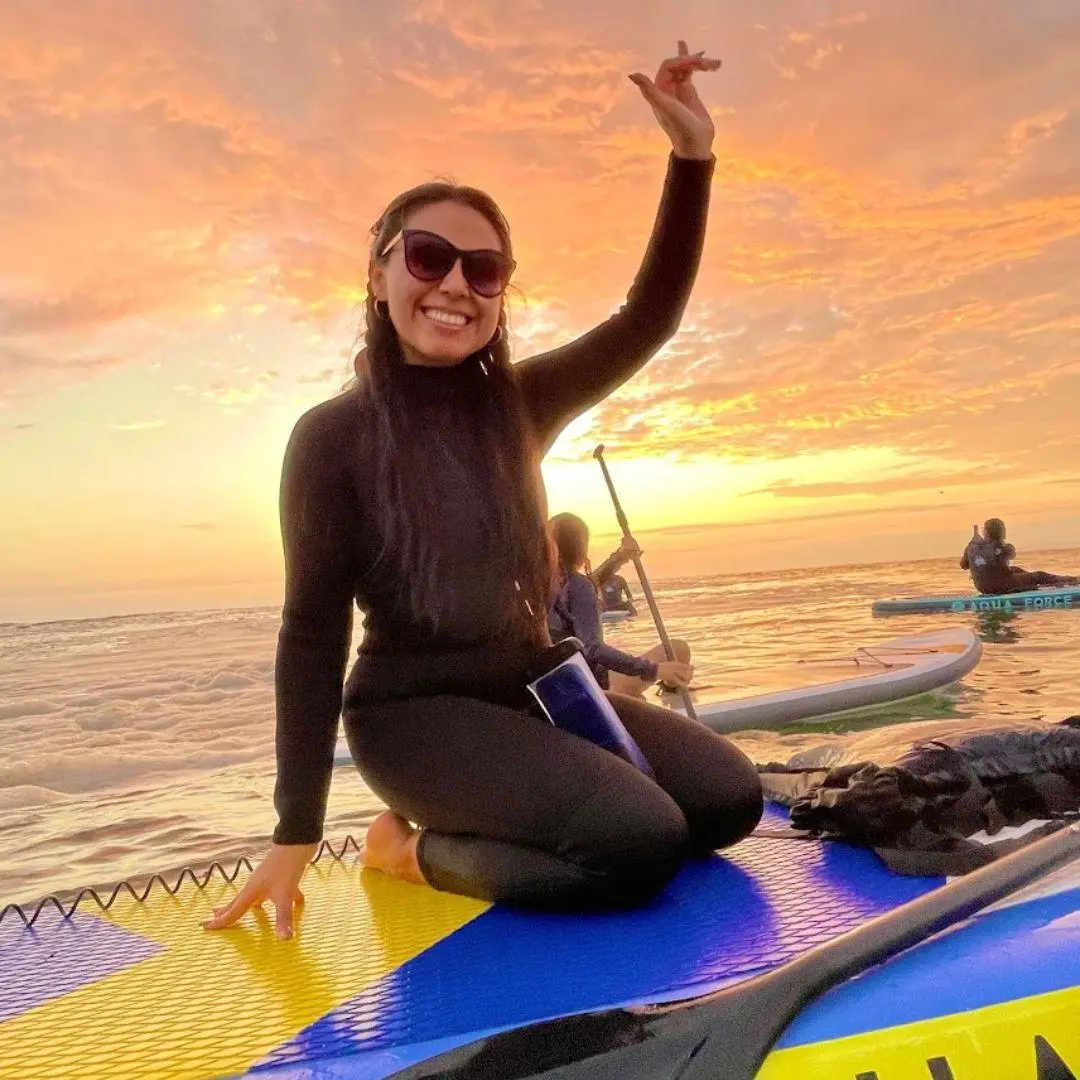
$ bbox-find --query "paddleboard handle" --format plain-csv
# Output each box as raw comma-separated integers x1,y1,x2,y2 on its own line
593,445,698,722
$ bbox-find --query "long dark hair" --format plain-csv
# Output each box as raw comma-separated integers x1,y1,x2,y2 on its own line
549,513,591,577
357,182,553,643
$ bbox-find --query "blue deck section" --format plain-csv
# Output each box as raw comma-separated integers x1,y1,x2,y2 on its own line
250,807,941,1078
0,908,163,1022
775,879,1080,1048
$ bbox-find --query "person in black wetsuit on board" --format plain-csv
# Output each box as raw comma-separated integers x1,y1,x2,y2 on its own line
961,518,1078,595
548,512,692,698
204,42,762,939
600,571,636,614
590,536,639,615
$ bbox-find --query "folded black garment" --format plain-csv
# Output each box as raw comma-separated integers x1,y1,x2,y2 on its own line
759,716,1080,875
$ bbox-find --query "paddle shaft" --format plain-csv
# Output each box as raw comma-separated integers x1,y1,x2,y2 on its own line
592,445,697,722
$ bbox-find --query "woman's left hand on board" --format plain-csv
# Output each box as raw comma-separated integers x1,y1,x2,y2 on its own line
629,40,721,161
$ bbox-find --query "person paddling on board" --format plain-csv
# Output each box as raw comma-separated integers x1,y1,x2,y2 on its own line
548,512,692,698
600,572,637,614
590,536,639,615
961,518,1078,595
204,42,761,940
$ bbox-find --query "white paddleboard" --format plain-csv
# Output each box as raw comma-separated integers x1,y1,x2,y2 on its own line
332,628,981,763
663,628,981,734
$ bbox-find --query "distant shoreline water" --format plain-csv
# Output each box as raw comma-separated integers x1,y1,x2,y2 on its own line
6,544,1080,628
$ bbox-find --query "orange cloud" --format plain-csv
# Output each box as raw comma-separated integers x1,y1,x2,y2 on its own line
4,0,1080,603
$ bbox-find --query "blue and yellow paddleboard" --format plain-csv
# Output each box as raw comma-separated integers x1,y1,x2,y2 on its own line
2,807,1078,1079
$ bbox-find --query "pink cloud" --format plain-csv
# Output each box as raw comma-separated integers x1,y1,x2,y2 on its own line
0,0,1078,500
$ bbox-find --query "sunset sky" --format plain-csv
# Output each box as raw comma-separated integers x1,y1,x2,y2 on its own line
3,0,1080,622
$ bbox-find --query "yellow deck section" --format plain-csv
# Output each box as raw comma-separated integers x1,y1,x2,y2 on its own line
758,984,1080,1079
0,858,487,1080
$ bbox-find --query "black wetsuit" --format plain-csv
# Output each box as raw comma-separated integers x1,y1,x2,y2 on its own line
961,537,1076,595
273,154,762,909
600,573,635,612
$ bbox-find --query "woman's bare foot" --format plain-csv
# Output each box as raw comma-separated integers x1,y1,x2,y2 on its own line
359,811,425,885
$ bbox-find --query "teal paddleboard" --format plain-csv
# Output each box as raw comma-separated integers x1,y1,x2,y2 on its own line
873,585,1080,615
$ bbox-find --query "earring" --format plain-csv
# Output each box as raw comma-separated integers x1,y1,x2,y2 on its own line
374,299,390,321
488,325,503,346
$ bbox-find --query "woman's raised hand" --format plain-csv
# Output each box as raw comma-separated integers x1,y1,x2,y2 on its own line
630,40,721,161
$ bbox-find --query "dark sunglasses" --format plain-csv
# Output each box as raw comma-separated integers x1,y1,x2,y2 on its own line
381,229,515,299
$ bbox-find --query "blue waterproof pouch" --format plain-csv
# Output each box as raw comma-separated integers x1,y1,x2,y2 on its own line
527,638,655,778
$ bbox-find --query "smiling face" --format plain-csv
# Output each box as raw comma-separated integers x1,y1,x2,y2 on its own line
371,199,506,367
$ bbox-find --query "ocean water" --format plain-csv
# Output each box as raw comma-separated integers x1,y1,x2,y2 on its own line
3,550,1080,909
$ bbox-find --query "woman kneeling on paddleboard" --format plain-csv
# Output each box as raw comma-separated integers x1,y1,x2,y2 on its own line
204,42,761,939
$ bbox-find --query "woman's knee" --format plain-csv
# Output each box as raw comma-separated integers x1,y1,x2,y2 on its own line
711,760,763,851
725,766,764,845
609,811,690,903
567,786,690,904
672,638,691,664
684,751,763,854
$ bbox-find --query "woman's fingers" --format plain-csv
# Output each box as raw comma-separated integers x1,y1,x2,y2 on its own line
657,51,720,82
674,73,710,118
652,55,721,119
203,893,301,938
203,883,297,939
650,47,719,127
272,890,299,940
628,72,665,107
630,72,697,129
203,882,264,930
200,843,316,938
632,48,716,94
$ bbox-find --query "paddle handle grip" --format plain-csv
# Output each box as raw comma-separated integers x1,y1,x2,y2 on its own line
593,446,697,722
